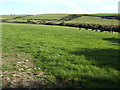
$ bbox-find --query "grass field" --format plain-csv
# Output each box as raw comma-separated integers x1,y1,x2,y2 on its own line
2,23,119,88
20,14,68,20
66,16,118,25
6,20,28,22
0,15,29,19
1,13,118,20
89,13,118,16
1,14,118,26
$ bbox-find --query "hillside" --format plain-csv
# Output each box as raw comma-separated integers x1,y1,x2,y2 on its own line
0,15,31,20
89,13,118,16
65,16,118,25
18,14,68,20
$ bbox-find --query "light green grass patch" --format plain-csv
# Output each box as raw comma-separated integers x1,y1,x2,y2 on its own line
20,14,68,20
66,16,118,25
0,15,29,19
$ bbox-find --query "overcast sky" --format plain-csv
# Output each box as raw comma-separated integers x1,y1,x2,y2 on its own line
0,0,119,15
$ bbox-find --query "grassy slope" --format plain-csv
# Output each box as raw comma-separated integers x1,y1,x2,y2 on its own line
20,14,68,20
2,23,120,88
89,13,118,16
1,14,118,26
0,15,28,19
66,16,118,25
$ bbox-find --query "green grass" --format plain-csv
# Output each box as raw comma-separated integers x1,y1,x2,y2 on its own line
20,14,68,20
2,23,120,88
89,13,118,16
6,19,28,22
66,16,118,25
0,15,29,19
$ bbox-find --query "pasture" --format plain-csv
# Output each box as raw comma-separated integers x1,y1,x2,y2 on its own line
19,14,68,20
2,23,119,88
66,16,118,25
0,15,29,20
1,14,118,27
89,13,118,16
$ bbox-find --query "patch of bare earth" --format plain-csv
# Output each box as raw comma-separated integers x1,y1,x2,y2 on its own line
2,52,49,88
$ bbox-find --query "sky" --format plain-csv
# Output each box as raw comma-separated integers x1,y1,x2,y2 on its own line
0,0,119,15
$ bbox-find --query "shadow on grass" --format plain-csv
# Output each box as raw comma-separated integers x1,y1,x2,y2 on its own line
2,79,59,89
2,75,119,89
47,75,118,88
82,75,119,88
70,48,119,70
2,48,120,89
14,81,57,88
103,38,120,45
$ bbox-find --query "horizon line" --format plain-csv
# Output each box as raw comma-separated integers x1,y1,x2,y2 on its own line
0,12,118,15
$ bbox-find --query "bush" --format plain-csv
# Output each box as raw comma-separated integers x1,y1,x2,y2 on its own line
59,21,65,25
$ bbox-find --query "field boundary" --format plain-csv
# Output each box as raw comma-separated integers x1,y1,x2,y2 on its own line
60,14,119,21
2,20,119,33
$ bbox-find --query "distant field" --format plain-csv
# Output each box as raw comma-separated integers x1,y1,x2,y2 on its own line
0,15,29,19
2,23,119,88
66,16,118,25
7,19,27,22
89,13,118,16
20,14,68,20
1,13,119,26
